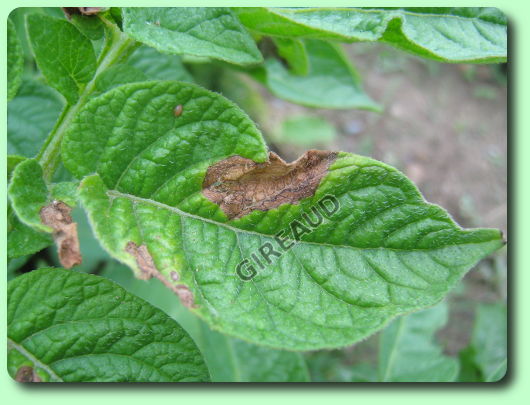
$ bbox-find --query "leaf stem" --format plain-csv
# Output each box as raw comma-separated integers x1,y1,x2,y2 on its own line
37,17,137,182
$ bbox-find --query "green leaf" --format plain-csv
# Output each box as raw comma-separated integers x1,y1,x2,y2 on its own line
7,268,210,382
62,80,503,350
26,13,97,104
7,214,52,259
127,45,193,82
8,159,51,232
235,7,507,63
7,18,24,101
102,262,310,382
256,40,380,110
7,155,26,179
275,115,337,147
70,14,105,40
378,302,459,382
272,37,309,76
122,7,263,66
466,303,507,381
7,80,64,157
7,155,52,258
95,64,148,93
49,181,79,207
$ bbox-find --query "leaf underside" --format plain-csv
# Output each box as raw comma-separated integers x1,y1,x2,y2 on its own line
235,7,507,63
62,80,503,350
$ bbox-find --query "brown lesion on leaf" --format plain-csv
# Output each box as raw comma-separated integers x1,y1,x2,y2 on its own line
125,242,195,308
15,366,41,383
40,201,82,269
202,150,337,220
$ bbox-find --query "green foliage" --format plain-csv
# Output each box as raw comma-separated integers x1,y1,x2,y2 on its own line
8,159,51,232
70,13,105,40
7,18,23,101
274,115,337,147
458,303,507,382
103,263,310,382
7,268,210,382
255,39,380,110
272,37,309,76
61,80,502,350
26,14,97,104
127,45,194,82
235,7,507,63
6,6,507,382
7,80,63,157
122,7,263,65
378,302,459,381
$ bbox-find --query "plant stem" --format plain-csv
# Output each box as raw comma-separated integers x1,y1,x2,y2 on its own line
37,18,137,182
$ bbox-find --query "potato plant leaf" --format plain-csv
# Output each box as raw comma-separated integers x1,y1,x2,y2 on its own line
378,301,459,381
7,268,210,382
8,159,51,232
255,39,380,110
7,18,24,101
127,45,194,82
462,303,507,381
103,262,310,382
122,7,263,66
7,80,64,157
62,81,504,350
235,7,507,63
26,13,97,104
7,157,52,259
271,37,309,76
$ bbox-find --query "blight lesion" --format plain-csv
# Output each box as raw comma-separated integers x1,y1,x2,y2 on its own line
202,150,337,220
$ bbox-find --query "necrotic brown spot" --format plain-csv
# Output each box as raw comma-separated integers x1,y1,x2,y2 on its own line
202,150,337,219
40,201,82,269
173,104,183,117
125,242,195,308
15,366,41,382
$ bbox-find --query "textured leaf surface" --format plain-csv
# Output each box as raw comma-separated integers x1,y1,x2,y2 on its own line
256,39,379,110
8,159,51,232
95,64,148,93
122,7,262,66
27,14,97,104
103,262,310,382
7,268,210,382
62,81,503,350
235,7,507,63
7,18,24,101
7,80,64,157
7,157,52,258
378,301,459,381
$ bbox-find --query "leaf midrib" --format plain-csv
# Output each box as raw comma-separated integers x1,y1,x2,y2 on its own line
273,7,506,27
7,337,64,382
106,188,498,253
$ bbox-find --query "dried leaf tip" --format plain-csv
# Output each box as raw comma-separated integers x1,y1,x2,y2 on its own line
40,201,82,269
125,242,195,308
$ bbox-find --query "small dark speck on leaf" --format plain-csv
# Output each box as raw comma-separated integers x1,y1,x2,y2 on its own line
174,104,183,117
